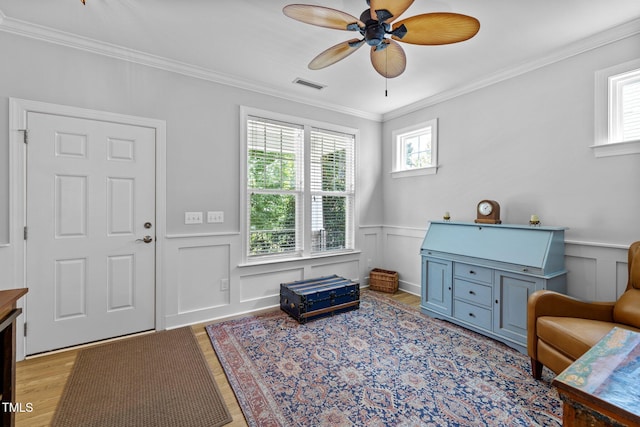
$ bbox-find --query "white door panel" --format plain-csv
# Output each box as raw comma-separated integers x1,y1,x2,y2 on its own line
26,112,156,355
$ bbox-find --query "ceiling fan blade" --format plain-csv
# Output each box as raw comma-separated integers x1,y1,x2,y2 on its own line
392,13,480,45
370,40,406,78
283,4,363,30
309,39,365,70
369,0,415,23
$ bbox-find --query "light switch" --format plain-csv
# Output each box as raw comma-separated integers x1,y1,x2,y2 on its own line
185,212,203,224
207,211,224,223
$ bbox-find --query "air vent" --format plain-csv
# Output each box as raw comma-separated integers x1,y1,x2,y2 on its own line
293,78,326,90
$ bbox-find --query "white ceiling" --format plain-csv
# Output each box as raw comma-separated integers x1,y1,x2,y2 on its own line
1,0,640,119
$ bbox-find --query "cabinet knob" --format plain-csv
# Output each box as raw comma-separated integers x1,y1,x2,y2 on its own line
469,270,476,275
469,290,476,295
468,313,476,318
495,299,499,304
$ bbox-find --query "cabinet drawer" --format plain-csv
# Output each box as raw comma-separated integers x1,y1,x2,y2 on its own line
454,263,492,284
454,279,492,307
454,300,492,331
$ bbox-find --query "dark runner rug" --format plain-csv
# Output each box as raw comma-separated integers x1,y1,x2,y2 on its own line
207,291,562,426
52,327,232,427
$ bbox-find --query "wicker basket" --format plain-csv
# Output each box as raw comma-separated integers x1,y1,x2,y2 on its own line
369,268,399,293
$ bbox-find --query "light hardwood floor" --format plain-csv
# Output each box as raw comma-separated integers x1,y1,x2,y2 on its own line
15,290,420,426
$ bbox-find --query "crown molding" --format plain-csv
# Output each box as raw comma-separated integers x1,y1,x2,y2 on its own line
383,17,640,121
0,9,383,122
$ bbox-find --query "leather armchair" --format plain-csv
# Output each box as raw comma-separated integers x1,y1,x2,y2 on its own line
527,241,640,379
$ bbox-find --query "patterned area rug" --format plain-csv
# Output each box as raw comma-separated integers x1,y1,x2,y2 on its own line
206,291,561,426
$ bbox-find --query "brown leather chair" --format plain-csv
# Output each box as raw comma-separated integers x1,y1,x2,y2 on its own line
527,241,640,379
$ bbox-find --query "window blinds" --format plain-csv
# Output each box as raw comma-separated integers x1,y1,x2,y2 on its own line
622,79,640,141
247,116,303,256
310,128,355,252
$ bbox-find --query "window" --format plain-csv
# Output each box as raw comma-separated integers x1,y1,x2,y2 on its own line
593,59,640,157
391,119,438,177
610,69,640,142
310,128,354,252
246,117,303,256
242,108,356,261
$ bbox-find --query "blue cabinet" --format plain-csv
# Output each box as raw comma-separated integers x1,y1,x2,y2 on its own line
420,221,567,353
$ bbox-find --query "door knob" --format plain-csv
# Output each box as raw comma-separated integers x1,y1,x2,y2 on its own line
136,236,153,243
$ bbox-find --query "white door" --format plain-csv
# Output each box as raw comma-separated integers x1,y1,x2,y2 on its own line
25,112,156,355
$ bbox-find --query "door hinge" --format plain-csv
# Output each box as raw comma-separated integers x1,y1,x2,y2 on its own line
18,129,28,144
24,226,27,240
24,322,27,337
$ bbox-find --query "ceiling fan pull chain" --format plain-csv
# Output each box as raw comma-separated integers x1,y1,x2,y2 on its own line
385,48,388,97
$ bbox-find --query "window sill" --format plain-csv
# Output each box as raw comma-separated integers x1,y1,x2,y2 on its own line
391,166,438,178
590,139,640,158
238,249,361,268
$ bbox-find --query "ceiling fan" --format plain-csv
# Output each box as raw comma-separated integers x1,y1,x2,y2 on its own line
283,0,480,78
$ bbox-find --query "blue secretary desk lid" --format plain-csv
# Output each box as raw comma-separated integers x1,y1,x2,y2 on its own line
421,221,567,277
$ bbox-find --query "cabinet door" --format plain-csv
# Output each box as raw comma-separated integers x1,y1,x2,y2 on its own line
494,271,543,343
422,257,453,315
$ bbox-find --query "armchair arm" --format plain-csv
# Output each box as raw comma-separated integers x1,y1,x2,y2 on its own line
527,290,615,359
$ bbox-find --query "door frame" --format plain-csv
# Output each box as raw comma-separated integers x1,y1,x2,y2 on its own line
9,98,167,361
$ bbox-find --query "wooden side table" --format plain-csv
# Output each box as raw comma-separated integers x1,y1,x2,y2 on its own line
0,288,28,427
553,327,640,427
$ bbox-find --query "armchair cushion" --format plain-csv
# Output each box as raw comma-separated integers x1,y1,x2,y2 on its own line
537,316,638,361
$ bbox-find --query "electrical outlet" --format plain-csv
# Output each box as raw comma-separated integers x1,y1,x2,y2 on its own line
185,211,203,224
220,278,229,291
207,211,224,223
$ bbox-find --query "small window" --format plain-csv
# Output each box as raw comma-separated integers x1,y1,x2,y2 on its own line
391,119,438,177
593,59,640,157
610,69,640,143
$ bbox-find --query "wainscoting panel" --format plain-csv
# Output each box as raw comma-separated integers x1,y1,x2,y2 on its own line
163,233,241,329
361,229,380,281
239,268,304,303
309,258,360,281
381,227,425,295
564,255,597,301
177,244,230,314
565,242,629,301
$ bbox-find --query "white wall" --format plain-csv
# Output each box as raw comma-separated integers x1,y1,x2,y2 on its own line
381,34,640,300
0,32,383,357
